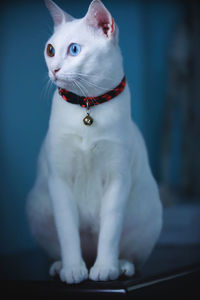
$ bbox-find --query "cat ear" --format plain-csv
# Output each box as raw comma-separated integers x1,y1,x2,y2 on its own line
85,0,116,38
44,0,74,29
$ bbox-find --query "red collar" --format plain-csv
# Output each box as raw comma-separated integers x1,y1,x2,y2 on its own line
58,76,126,108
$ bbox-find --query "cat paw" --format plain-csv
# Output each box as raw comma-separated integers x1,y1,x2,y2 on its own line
119,259,135,277
89,262,120,281
59,261,88,284
49,260,88,284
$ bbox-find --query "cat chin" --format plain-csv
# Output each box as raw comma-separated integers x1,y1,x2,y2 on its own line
50,77,74,91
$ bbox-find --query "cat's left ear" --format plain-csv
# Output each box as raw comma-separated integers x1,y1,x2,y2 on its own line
44,0,74,30
85,0,117,39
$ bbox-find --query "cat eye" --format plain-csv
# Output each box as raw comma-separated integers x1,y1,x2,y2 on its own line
46,44,55,57
69,43,81,56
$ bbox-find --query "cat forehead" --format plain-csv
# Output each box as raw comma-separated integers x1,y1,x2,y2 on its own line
49,19,98,45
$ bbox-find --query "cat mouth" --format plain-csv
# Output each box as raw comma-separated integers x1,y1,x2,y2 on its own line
50,72,59,82
50,75,75,90
49,70,82,91
53,76,69,84
49,73,66,84
49,71,78,89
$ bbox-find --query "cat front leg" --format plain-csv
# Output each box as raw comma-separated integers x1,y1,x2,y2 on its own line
48,175,88,284
89,172,131,281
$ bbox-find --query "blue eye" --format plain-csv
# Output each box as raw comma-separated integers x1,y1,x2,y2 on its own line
69,43,81,56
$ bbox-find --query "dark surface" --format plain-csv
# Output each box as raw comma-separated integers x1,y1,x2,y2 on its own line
0,244,200,298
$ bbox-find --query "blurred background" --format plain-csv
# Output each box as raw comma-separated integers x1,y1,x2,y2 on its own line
0,0,200,256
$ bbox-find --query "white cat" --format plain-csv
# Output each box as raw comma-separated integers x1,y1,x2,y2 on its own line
26,0,162,284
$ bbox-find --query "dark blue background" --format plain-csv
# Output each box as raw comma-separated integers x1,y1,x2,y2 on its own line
0,0,182,254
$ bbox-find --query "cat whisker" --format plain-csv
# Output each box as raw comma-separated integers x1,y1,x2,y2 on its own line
73,79,88,98
77,76,109,92
65,72,115,83
40,75,54,105
74,79,98,108
76,80,91,99
76,79,99,107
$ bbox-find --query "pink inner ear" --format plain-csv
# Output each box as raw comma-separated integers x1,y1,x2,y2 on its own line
96,10,110,35
86,1,114,37
101,18,114,37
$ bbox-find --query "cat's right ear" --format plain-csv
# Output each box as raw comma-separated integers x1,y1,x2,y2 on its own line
44,0,74,30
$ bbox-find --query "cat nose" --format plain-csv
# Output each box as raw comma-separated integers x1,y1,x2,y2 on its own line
54,68,60,74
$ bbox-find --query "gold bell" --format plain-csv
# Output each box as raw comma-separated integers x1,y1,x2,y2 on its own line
83,113,93,126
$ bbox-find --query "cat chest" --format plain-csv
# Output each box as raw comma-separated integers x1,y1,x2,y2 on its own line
72,139,108,229
70,139,107,198
53,135,109,223
53,133,112,177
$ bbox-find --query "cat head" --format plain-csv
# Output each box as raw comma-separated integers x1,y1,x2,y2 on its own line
44,0,124,96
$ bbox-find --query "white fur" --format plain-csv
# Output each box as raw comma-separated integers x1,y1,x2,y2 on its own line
26,0,162,284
